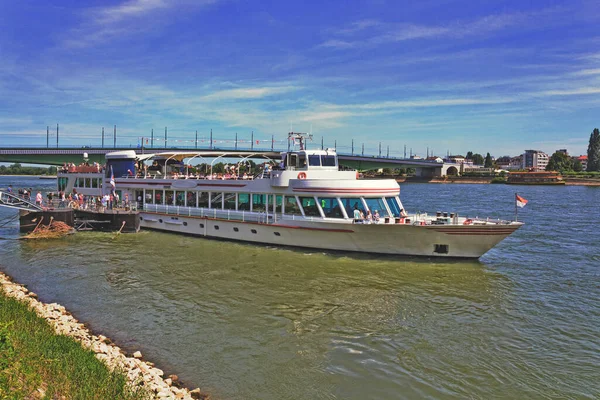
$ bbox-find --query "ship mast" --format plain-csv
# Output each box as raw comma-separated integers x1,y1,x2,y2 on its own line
288,132,313,151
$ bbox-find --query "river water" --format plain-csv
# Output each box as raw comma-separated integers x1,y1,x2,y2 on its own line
1,176,599,399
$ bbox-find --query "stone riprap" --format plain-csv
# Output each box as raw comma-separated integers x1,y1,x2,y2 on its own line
0,272,208,400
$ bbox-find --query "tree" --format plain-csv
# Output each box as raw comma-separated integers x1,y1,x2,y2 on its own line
466,151,473,160
484,153,493,168
587,128,600,172
546,151,573,172
472,153,484,165
573,159,583,172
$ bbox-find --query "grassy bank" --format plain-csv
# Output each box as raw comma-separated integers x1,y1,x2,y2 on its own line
0,292,149,400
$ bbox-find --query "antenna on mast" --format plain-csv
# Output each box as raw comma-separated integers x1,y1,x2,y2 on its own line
288,132,313,151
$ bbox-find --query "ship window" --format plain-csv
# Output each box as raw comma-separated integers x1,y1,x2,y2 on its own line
299,197,321,217
198,192,209,208
308,155,321,166
85,178,91,188
186,192,196,207
211,192,223,209
145,190,154,204
318,197,344,218
200,223,204,228
214,225,219,230
283,196,302,215
364,198,389,217
140,216,143,221
78,177,85,187
165,190,174,206
183,222,187,226
340,197,364,218
155,190,163,205
321,155,337,167
298,155,307,169
175,191,185,206
233,227,239,232
386,197,402,217
274,195,283,213
251,229,257,234
159,219,163,223
224,193,236,210
434,244,449,254
252,194,266,212
238,193,251,210
58,177,68,192
274,232,281,236
91,178,98,188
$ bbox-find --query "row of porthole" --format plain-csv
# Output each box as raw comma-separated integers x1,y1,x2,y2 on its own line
140,216,281,236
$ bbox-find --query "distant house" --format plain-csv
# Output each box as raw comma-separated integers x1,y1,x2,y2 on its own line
577,155,588,170
496,156,512,170
509,155,523,170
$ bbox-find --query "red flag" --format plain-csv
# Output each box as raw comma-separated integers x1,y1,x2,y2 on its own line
516,194,528,208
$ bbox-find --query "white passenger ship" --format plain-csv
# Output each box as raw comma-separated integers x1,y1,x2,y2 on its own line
57,133,522,258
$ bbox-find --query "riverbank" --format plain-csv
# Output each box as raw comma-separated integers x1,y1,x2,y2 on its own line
0,271,208,400
393,176,600,185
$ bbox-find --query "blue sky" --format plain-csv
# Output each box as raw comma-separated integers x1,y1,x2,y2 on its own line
1,0,599,158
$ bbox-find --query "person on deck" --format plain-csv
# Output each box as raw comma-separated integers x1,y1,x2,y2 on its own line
373,210,381,223
353,204,362,223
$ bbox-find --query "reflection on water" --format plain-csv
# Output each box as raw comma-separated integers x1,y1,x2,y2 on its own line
1,177,599,399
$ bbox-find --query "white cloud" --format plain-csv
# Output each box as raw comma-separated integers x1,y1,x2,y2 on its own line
63,0,219,48
538,87,600,96
327,97,515,110
201,86,298,101
572,68,600,76
319,8,562,49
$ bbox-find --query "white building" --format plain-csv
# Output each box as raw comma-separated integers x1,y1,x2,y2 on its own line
522,150,549,171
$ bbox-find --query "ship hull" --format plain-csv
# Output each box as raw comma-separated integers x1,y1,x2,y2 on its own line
139,211,521,258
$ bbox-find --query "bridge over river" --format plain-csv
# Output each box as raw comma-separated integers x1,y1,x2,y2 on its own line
0,147,459,177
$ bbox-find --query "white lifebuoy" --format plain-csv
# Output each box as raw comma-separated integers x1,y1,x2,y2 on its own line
297,172,307,180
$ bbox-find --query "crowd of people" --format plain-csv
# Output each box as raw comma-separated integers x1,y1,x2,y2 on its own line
60,162,103,173
4,185,130,212
352,204,382,224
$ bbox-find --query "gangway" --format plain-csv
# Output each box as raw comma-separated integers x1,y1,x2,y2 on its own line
0,190,43,212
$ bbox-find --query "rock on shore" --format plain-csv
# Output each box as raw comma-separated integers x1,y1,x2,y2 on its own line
0,272,209,400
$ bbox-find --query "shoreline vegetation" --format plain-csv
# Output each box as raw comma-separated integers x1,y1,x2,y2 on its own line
0,271,208,400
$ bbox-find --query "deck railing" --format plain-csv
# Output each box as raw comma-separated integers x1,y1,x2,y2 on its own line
142,204,329,224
